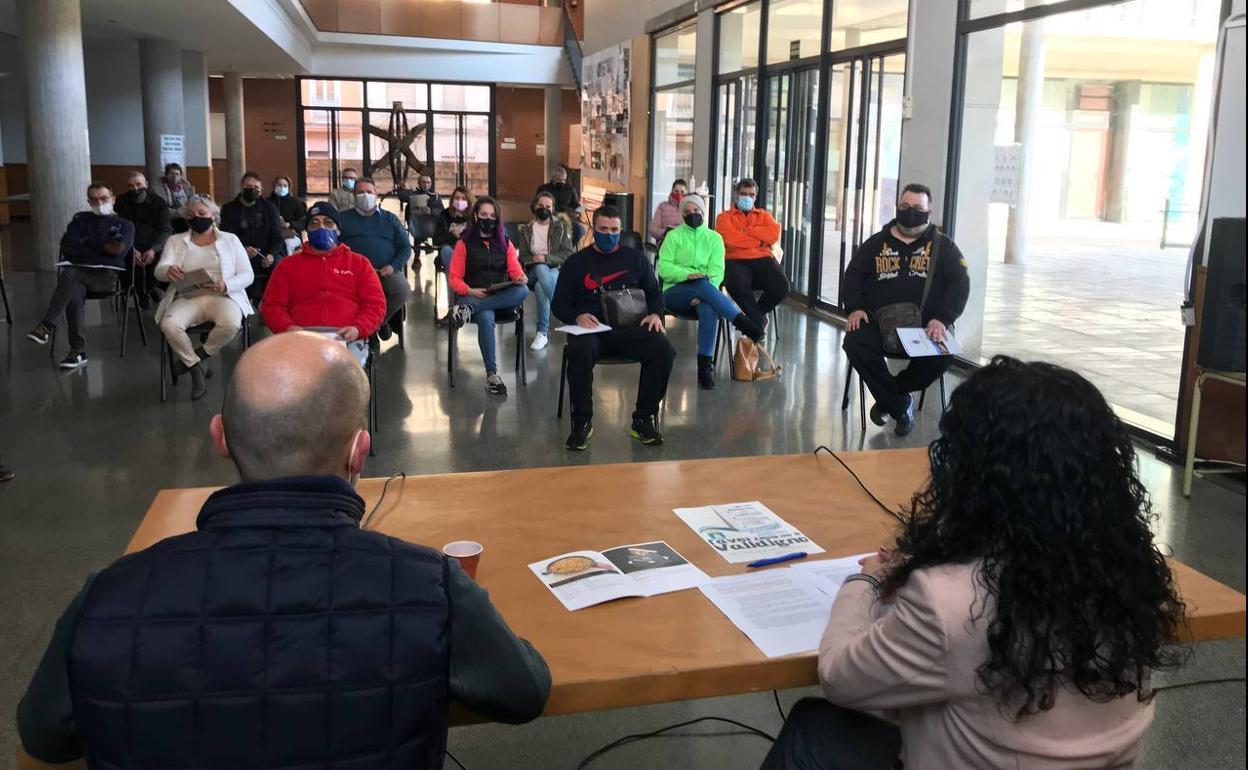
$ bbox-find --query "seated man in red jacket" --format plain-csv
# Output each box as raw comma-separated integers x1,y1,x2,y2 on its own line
714,177,788,330
260,201,386,365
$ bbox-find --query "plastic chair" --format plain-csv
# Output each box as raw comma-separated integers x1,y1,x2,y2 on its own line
447,304,527,388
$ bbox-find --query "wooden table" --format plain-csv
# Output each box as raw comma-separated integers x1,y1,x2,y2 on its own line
123,448,1245,718
17,449,1248,767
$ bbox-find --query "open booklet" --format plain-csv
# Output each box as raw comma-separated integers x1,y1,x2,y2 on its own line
528,541,710,611
674,501,824,564
896,327,962,357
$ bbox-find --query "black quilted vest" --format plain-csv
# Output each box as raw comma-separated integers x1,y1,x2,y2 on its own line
67,476,451,769
462,237,510,289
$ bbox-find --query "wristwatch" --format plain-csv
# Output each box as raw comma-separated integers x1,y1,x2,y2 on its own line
843,573,882,592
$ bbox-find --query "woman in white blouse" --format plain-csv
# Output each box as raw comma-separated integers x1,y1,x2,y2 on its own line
154,195,254,399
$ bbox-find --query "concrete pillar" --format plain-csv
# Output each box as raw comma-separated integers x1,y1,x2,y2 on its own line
138,38,185,186
1103,80,1138,223
1003,13,1045,265
223,71,245,194
543,85,563,178
181,50,212,198
897,0,959,224
690,8,715,190
16,0,92,271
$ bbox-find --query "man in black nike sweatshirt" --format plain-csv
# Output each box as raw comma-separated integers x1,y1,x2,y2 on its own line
552,205,675,451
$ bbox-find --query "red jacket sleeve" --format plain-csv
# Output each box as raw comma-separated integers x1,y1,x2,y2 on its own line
448,241,469,296
747,211,782,246
353,255,387,337
505,241,525,281
260,260,296,333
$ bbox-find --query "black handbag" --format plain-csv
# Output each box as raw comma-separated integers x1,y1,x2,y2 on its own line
876,231,941,356
594,270,648,328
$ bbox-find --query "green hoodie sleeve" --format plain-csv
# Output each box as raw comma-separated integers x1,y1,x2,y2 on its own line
706,229,726,288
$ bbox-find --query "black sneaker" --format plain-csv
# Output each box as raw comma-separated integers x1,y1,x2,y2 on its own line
630,414,664,445
59,351,88,370
486,373,507,395
452,305,473,328
566,420,593,451
869,401,889,426
894,395,916,437
26,324,51,345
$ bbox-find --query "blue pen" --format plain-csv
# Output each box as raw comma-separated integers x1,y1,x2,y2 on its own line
746,551,808,569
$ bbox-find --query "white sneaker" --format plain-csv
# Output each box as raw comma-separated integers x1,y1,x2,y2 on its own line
530,332,549,351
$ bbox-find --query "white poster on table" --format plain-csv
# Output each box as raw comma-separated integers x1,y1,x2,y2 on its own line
673,501,824,564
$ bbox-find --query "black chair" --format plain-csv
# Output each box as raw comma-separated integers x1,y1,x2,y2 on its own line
504,221,522,249
159,319,252,403
447,304,527,388
49,263,148,359
840,356,948,431
555,343,665,422
620,230,644,252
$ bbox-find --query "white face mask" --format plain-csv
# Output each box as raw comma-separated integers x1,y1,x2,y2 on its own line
91,202,114,217
355,192,377,212
275,185,289,197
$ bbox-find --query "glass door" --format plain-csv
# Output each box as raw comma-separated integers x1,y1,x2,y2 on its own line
714,73,760,208
432,113,493,197
764,66,821,300
817,52,905,308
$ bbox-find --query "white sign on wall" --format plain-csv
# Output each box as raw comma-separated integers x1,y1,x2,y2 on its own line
160,134,185,170
990,144,1021,205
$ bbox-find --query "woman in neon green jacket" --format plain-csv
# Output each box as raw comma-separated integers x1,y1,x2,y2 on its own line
658,193,765,389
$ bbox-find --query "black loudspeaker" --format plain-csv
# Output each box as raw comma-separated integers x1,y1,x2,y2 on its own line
1198,217,1246,372
603,191,635,234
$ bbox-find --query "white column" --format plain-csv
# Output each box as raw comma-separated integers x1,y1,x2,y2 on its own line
1003,14,1045,264
543,85,563,179
224,71,245,194
181,50,212,196
897,0,960,223
139,38,185,186
16,0,91,271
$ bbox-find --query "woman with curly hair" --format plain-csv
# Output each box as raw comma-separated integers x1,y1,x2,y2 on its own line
762,356,1187,770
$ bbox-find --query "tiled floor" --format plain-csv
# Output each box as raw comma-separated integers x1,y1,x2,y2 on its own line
0,223,1242,769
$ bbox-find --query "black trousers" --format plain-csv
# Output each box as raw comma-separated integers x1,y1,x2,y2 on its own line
724,258,790,327
566,326,676,423
760,699,902,770
843,321,952,418
41,267,119,353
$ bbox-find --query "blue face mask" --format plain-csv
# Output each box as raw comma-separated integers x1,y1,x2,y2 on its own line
737,196,755,212
307,227,338,251
593,230,621,252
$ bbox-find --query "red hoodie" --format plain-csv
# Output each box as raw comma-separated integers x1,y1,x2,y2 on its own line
261,243,387,337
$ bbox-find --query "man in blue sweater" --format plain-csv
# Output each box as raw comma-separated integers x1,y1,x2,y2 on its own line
26,182,134,369
339,178,412,341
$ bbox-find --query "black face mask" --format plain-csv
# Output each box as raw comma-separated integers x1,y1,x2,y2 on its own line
534,207,552,221
683,212,703,229
189,216,214,234
241,188,260,203
134,189,148,203
897,207,930,229
477,217,497,234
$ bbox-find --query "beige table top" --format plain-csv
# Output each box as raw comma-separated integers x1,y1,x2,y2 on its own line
122,448,1246,718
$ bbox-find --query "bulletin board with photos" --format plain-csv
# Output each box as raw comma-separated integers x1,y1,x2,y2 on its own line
580,42,631,186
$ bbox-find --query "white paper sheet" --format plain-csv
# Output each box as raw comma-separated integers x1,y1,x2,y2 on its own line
555,323,612,335
698,571,833,658
673,501,825,564
896,327,962,358
789,553,874,598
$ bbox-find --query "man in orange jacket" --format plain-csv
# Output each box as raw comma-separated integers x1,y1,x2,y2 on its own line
714,178,789,329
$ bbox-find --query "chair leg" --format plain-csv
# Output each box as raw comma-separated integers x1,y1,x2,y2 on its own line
918,387,927,411
771,308,779,342
858,376,867,431
132,290,148,347
160,341,170,403
118,293,130,358
0,276,12,325
447,319,456,388
243,316,252,348
939,371,947,410
557,346,568,419
367,354,378,456
515,318,526,385
840,366,853,411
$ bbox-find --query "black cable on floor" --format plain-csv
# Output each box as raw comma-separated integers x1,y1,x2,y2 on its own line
576,716,776,769
773,690,787,721
445,750,468,770
1154,676,1246,693
813,446,906,525
361,471,406,530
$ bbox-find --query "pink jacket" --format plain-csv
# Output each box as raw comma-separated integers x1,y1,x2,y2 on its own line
647,198,683,243
819,562,1153,769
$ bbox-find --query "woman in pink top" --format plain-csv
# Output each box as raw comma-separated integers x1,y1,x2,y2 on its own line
647,178,687,245
763,356,1186,770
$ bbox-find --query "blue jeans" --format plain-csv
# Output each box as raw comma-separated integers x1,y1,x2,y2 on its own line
455,284,530,374
663,278,742,357
530,263,560,334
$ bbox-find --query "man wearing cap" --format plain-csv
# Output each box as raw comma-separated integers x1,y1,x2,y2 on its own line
657,193,765,390
260,202,387,365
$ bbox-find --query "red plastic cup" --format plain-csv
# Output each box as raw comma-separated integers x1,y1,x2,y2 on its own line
442,541,483,579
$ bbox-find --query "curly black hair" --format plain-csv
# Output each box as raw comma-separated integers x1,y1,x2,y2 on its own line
880,356,1188,718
